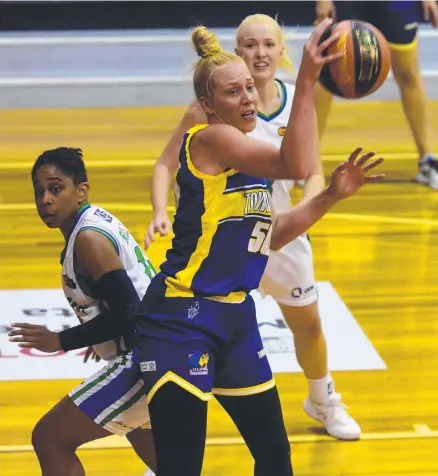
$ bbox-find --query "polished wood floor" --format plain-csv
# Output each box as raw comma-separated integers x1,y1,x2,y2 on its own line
1,102,438,475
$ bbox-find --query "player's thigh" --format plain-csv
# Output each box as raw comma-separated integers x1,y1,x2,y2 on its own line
215,386,291,473
126,427,156,468
213,296,274,397
68,353,150,438
260,234,317,308
32,395,110,450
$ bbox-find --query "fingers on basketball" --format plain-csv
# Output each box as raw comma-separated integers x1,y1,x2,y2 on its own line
318,32,340,53
311,17,333,43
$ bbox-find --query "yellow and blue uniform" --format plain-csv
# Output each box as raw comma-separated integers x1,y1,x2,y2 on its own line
133,124,276,402
334,1,421,49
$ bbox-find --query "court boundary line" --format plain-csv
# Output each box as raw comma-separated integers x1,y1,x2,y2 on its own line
0,28,437,46
1,429,437,454
0,28,436,46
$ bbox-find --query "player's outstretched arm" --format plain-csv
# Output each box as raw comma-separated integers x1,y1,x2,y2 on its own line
270,148,384,250
145,102,206,249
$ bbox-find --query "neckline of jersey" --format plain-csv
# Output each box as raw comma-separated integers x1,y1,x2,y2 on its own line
257,79,287,122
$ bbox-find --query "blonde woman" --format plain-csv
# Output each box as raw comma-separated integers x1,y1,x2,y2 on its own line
145,15,361,441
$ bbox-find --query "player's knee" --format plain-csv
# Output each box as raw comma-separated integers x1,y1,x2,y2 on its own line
302,312,322,338
32,417,53,455
286,306,322,339
255,433,291,474
392,57,421,88
32,415,78,456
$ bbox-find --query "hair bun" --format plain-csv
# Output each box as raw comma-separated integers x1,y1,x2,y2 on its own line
191,26,222,59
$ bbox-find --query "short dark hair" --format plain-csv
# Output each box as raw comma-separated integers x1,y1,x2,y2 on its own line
32,147,88,185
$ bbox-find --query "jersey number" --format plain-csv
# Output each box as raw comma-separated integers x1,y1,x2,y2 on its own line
248,221,272,256
134,246,156,280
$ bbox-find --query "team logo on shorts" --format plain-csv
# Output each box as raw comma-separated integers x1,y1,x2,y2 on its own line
189,352,209,376
188,302,200,319
278,127,286,136
291,285,315,298
140,361,156,372
291,287,302,298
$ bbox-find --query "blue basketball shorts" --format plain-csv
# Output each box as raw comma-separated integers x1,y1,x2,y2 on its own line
69,353,150,436
132,280,275,403
335,1,421,48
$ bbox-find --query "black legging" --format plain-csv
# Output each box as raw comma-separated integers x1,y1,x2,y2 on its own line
149,382,293,476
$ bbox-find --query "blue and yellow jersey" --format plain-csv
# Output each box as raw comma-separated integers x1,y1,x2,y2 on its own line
160,124,272,303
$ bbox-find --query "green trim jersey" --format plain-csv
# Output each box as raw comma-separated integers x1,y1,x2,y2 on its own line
61,204,156,360
247,79,295,212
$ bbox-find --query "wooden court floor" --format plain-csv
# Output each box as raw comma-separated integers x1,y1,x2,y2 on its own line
1,103,438,475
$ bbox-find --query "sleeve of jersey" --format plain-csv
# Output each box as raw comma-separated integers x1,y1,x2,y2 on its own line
58,269,140,351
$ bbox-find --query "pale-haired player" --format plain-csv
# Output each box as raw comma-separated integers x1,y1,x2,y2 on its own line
145,14,361,440
9,147,156,476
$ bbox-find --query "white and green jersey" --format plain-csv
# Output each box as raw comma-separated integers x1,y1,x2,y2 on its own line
248,79,295,212
61,203,155,361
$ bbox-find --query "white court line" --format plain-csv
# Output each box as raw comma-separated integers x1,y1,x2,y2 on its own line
1,428,437,454
0,28,436,46
413,424,433,434
2,70,438,88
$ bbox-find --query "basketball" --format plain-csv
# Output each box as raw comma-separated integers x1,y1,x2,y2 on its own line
318,20,391,99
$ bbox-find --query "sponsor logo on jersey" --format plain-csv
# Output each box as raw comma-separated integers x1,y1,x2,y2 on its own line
94,208,113,223
244,189,271,217
278,127,286,136
189,352,209,376
258,348,267,359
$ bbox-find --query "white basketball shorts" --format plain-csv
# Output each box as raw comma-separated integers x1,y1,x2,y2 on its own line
259,233,317,307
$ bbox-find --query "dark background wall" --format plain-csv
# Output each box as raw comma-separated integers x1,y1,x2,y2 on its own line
0,1,433,32
0,1,355,31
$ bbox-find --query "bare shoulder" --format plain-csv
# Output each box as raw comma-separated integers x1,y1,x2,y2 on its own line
195,123,244,146
74,229,122,279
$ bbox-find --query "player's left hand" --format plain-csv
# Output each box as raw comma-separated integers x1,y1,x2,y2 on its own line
8,322,62,353
83,346,101,363
328,148,385,199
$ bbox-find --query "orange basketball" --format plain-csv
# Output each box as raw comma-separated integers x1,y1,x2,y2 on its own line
318,20,391,99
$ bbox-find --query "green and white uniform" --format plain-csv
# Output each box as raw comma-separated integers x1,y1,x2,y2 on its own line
64,204,154,435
